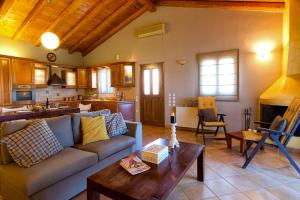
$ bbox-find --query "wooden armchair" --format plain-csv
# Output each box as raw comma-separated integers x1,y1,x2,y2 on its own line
196,96,227,144
242,97,300,174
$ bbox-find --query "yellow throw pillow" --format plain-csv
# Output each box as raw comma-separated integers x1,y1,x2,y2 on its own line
81,116,109,145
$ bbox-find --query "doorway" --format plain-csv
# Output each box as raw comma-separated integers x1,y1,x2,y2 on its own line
140,62,165,127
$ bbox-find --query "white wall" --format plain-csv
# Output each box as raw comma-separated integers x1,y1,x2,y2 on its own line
84,7,283,131
0,36,83,66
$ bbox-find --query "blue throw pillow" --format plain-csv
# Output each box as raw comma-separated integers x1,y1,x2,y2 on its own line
104,113,128,137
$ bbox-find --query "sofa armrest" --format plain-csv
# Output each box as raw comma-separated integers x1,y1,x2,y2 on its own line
125,121,142,151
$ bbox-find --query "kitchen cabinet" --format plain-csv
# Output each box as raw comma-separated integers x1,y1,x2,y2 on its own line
34,63,49,88
87,68,98,89
110,62,135,87
0,57,12,105
62,70,76,88
77,68,88,89
81,100,135,121
12,59,34,85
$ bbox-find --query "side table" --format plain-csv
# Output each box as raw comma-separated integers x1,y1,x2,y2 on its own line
226,131,245,153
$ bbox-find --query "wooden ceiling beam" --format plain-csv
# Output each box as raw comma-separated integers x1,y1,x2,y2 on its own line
83,6,147,56
0,0,15,18
34,0,86,46
11,0,48,40
156,0,285,12
137,0,156,12
69,0,135,53
59,0,108,47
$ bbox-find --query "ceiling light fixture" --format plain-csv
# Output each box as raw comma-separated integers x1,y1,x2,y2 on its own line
41,32,60,50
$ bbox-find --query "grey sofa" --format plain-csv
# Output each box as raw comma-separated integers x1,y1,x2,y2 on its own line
0,111,143,200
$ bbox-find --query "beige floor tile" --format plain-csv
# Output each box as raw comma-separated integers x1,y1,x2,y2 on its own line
287,179,300,193
205,179,239,196
181,182,216,200
219,193,250,200
266,185,300,200
244,189,280,200
244,173,281,187
224,175,262,192
179,169,198,186
166,186,189,200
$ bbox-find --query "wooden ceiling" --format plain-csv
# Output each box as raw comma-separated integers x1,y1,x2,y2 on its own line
0,0,285,56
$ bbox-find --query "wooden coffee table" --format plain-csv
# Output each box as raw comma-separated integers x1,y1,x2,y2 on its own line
87,138,205,200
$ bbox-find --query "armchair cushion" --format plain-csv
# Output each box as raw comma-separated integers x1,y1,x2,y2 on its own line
199,108,217,122
269,115,287,132
203,121,225,127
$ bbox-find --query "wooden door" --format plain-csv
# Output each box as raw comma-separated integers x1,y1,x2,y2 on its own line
62,70,76,88
0,57,12,105
140,63,164,126
77,68,88,88
87,68,98,89
12,59,34,85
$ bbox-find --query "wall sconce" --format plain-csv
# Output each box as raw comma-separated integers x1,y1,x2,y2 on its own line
255,42,273,60
176,59,187,66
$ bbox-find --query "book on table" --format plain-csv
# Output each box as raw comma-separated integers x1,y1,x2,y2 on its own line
142,143,168,164
120,155,150,175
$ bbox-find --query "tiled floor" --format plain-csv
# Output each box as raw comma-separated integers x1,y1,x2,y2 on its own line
73,125,300,200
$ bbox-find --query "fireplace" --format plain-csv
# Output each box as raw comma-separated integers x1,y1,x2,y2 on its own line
260,104,300,136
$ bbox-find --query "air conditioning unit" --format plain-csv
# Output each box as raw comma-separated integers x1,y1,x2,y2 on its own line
135,23,166,38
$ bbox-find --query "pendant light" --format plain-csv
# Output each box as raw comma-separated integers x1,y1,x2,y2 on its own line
41,32,60,50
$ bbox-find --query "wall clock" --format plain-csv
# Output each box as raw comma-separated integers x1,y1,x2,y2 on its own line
47,53,57,62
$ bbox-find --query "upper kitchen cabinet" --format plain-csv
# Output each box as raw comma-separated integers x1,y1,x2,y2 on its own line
34,63,49,88
0,57,12,105
12,59,34,85
87,68,98,89
62,69,76,88
110,62,135,87
77,68,88,89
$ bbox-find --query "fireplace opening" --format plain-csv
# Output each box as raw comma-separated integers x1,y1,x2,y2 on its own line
260,104,300,136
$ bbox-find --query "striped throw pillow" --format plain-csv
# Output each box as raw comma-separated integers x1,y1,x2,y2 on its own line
0,120,63,168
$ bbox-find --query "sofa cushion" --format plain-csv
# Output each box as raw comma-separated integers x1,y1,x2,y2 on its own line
0,147,98,196
75,135,135,161
105,113,128,137
45,115,74,147
0,120,64,168
71,110,111,144
0,120,32,164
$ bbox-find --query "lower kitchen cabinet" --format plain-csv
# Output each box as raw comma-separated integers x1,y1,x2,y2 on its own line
81,100,135,121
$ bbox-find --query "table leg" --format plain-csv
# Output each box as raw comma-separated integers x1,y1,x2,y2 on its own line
197,149,204,182
227,136,232,149
87,180,100,200
240,140,244,153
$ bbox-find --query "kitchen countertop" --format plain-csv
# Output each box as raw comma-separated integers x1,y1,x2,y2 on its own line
0,107,80,123
81,99,135,103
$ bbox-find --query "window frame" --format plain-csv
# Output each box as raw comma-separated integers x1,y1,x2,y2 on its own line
197,49,239,101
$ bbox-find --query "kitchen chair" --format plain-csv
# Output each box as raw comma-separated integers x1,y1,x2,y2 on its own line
242,97,300,174
79,103,91,113
196,96,227,144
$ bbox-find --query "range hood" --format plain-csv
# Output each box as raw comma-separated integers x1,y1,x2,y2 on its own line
259,0,300,106
47,66,66,86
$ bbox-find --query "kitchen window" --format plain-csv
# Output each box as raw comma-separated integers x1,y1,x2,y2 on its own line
98,67,114,94
197,49,239,101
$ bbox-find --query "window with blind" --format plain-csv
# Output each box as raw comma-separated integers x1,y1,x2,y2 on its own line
197,49,239,101
98,67,115,94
